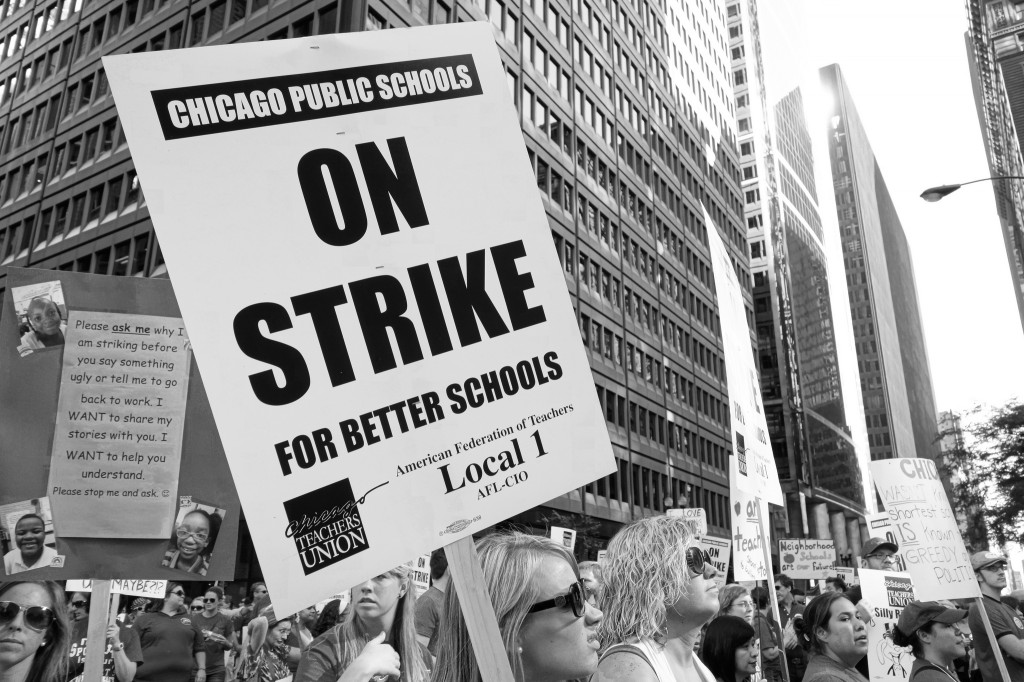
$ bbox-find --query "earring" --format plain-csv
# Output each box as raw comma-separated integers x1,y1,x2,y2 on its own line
517,645,523,655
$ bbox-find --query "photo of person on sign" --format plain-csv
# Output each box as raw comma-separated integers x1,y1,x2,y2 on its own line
2,499,60,575
161,500,225,576
11,280,67,358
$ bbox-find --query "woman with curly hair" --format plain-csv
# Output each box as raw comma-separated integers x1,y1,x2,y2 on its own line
295,564,430,682
593,514,720,682
0,580,70,682
430,532,603,682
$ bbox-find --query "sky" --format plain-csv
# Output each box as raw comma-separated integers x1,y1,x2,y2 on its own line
757,0,1024,421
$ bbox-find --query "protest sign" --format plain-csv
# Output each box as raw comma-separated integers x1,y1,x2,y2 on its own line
103,23,616,614
731,484,769,582
866,511,908,571
407,554,431,597
596,550,607,563
858,569,915,682
0,268,240,579
707,215,783,505
700,535,732,589
550,527,577,551
832,566,857,585
870,458,979,600
66,579,166,599
779,539,836,579
667,507,707,537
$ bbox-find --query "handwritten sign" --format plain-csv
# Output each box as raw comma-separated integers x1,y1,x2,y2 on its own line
779,539,836,579
66,579,167,599
47,311,191,538
865,512,908,571
731,484,768,582
859,569,915,682
667,508,707,537
869,458,979,600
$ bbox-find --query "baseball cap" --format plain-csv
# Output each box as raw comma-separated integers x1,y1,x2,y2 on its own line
861,537,898,556
896,601,968,637
971,551,1008,572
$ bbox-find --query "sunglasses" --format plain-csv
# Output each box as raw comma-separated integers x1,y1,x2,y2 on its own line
190,605,203,611
170,590,186,597
685,546,712,576
0,601,55,632
527,580,587,619
203,598,218,603
70,600,87,608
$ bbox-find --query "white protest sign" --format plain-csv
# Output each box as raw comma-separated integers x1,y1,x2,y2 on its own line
858,569,915,682
550,527,577,551
730,480,768,582
596,550,607,563
66,579,166,599
778,539,836,579
103,24,616,615
700,535,732,589
870,458,978,600
865,511,908,572
707,217,783,505
832,566,857,585
667,507,707,537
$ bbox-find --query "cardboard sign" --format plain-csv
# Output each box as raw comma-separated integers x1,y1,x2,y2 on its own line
858,569,915,682
549,527,577,551
865,511,908,572
779,539,837,579
707,216,783,505
832,566,858,585
730,482,768,582
0,268,240,579
870,458,978,600
667,507,707,537
700,535,732,589
103,24,615,614
66,579,167,599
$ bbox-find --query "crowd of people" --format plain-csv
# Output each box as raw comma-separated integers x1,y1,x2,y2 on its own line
0,515,1018,682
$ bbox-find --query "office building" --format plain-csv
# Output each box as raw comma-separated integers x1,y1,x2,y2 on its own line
820,64,941,467
0,0,753,555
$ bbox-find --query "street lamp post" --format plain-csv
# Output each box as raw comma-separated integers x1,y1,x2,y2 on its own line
920,175,1024,202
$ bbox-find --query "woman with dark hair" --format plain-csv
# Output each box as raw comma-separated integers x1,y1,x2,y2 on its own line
431,533,603,682
312,600,342,639
700,615,759,682
0,580,70,682
133,582,207,682
296,565,431,682
3,514,58,575
162,509,219,576
239,606,291,682
891,601,968,682
792,592,868,682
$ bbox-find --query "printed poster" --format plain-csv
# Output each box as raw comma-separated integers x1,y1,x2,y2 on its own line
103,23,616,614
859,568,915,682
870,458,979,600
700,534,731,589
707,212,783,505
778,538,836,579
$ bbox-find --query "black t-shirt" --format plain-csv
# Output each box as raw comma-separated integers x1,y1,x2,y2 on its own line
190,611,233,672
67,620,143,682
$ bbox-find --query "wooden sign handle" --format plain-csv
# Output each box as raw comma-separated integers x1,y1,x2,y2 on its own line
756,498,791,682
82,579,112,681
444,536,515,682
976,596,1013,682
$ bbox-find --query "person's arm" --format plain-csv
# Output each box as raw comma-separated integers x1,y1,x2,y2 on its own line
248,616,269,654
591,650,662,682
997,634,1024,663
108,625,138,682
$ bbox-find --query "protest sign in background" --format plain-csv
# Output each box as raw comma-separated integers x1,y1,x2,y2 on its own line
104,23,616,614
779,539,836,579
667,507,707,537
0,267,239,579
866,511,908,572
66,579,167,599
700,535,732,589
708,219,783,506
859,568,915,682
549,527,577,551
870,458,978,600
731,483,768,582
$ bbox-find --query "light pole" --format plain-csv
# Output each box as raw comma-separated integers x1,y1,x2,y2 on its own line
920,175,1024,202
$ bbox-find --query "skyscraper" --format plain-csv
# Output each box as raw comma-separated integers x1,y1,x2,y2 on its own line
0,0,752,547
965,0,1024,334
820,64,941,466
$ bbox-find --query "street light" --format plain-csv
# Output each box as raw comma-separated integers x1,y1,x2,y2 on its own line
920,175,1024,202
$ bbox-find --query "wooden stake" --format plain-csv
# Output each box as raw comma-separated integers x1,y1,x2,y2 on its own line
445,535,515,682
976,596,1013,682
82,579,112,681
756,498,791,682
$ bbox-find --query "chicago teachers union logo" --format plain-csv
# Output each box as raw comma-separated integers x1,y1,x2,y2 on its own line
284,478,370,575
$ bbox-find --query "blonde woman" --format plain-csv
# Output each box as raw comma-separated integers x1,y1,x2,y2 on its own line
594,515,720,682
295,565,430,682
430,532,603,682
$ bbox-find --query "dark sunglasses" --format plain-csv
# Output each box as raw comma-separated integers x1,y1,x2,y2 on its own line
190,605,203,611
70,599,87,608
527,580,587,618
170,590,186,597
685,546,712,576
0,601,55,632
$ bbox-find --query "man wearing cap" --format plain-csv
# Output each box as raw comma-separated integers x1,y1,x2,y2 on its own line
846,537,900,609
968,550,1024,682
892,601,970,682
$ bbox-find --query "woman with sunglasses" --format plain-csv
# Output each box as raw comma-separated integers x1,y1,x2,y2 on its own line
0,580,70,682
191,587,237,682
792,592,868,682
133,583,207,682
66,591,144,682
295,564,430,682
162,510,217,576
700,615,759,682
594,515,719,682
432,532,603,682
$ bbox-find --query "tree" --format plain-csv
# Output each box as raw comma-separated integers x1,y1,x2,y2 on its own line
940,401,1024,547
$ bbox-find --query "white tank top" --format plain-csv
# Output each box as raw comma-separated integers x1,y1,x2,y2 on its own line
601,638,717,682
